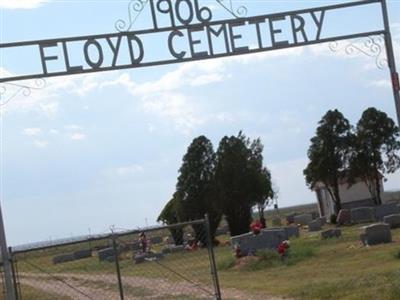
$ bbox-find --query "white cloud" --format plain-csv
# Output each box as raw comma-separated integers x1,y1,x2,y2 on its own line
69,133,86,141
49,129,59,135
22,127,42,136
33,139,48,148
0,0,48,9
116,164,144,176
64,124,83,131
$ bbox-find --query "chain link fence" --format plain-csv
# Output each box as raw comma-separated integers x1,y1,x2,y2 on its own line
9,218,221,300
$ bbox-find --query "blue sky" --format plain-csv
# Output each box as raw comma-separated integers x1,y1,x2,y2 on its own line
1,0,400,246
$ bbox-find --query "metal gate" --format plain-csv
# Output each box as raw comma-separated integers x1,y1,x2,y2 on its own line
10,217,221,300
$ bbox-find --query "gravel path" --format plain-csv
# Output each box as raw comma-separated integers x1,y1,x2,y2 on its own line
20,272,286,300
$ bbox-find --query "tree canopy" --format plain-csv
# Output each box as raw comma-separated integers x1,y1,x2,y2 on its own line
304,109,353,214
158,132,274,240
214,132,273,236
349,107,400,204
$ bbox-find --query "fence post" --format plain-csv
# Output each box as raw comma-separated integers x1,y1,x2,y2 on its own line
111,234,124,300
204,214,222,300
8,248,19,300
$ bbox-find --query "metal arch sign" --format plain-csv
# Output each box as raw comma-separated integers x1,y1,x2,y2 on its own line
0,0,393,82
0,0,399,123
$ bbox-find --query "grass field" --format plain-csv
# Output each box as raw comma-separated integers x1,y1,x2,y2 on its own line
12,222,400,300
215,225,400,299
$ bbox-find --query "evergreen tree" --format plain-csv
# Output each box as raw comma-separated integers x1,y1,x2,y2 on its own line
176,136,221,243
304,109,353,214
350,107,400,205
214,132,273,236
157,194,184,245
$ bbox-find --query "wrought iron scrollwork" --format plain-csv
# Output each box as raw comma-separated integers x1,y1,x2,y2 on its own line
215,0,248,18
115,0,149,32
329,35,387,69
0,79,46,107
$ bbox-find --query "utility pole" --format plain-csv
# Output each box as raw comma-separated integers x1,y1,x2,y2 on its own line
381,0,400,125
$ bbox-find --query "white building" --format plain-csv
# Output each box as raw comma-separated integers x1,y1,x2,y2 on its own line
314,176,384,218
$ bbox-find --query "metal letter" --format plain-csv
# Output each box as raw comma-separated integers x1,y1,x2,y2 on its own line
248,17,266,49
38,42,59,74
168,30,186,59
127,34,144,64
269,15,289,47
228,20,249,53
83,39,104,69
311,10,325,40
206,24,230,55
62,41,83,73
188,25,208,58
290,14,308,43
106,36,122,67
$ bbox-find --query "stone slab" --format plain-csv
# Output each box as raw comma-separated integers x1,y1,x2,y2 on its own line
52,254,75,265
375,203,400,221
215,225,229,236
321,228,341,239
360,223,392,246
98,247,116,262
284,226,300,238
231,229,286,255
383,214,400,229
351,207,375,224
286,213,296,225
293,214,313,226
337,209,351,225
73,249,92,260
308,218,323,232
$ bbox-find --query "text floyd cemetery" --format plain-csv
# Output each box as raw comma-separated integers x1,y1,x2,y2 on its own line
0,0,389,83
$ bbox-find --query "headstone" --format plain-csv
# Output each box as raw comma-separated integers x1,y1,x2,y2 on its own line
150,236,163,244
383,214,400,229
231,229,286,255
98,247,116,262
286,213,296,225
351,207,375,224
131,241,141,251
53,253,75,264
134,253,146,264
284,226,300,238
360,223,392,246
134,252,164,264
294,214,313,226
215,225,229,236
375,203,400,221
337,209,351,225
308,219,323,232
162,245,185,254
311,211,319,220
272,217,282,226
321,228,341,239
73,249,92,260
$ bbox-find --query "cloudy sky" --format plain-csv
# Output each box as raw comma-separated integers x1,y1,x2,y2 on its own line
1,0,399,246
